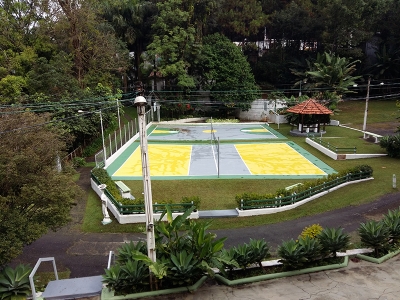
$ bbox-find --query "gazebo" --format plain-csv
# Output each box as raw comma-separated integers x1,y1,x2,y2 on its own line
286,99,333,136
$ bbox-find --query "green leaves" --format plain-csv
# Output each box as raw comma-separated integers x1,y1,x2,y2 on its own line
0,264,32,300
317,227,349,257
359,221,391,257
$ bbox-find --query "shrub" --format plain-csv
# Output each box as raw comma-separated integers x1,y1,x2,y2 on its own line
278,239,307,270
379,134,400,158
382,207,400,244
317,227,350,257
298,236,322,265
299,224,323,239
72,156,86,168
359,221,391,257
0,264,32,300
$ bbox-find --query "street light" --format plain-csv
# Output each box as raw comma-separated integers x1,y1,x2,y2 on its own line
362,77,371,136
134,95,156,263
361,79,384,138
299,79,307,97
78,109,106,166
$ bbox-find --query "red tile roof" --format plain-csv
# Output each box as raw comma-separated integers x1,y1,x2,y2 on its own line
286,99,333,115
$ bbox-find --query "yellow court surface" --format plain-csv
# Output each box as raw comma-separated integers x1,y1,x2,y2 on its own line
113,144,192,176
235,143,327,175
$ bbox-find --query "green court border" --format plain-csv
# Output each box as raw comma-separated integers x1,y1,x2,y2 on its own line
107,139,336,181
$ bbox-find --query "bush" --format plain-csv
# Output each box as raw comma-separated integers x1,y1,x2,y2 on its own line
236,165,373,209
0,264,32,300
317,227,349,257
380,134,400,158
359,221,391,257
300,224,323,239
382,207,400,244
72,157,86,168
278,239,307,270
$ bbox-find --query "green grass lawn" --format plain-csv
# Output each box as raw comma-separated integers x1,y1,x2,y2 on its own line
82,99,400,233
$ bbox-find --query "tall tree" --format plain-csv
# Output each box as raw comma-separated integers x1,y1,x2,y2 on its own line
54,0,129,88
214,0,267,40
0,109,81,267
196,33,260,112
145,0,199,90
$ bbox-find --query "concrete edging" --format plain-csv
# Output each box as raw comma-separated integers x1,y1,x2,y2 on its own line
356,248,400,264
101,275,207,299
306,138,387,160
214,256,349,286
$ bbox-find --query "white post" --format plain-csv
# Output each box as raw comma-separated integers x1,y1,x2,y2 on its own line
362,77,371,138
393,174,397,189
99,184,112,225
135,96,156,263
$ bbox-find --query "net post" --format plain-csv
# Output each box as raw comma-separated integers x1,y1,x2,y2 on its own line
217,137,220,178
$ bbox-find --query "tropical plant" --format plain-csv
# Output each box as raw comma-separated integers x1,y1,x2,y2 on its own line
382,208,400,244
306,52,361,97
317,227,350,257
298,236,322,265
278,239,307,270
379,134,400,158
168,250,203,286
359,221,391,257
248,239,270,268
116,241,147,265
0,264,32,300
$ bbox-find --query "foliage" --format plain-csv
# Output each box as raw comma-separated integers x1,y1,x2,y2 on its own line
0,110,81,267
0,264,32,300
103,261,149,295
116,241,147,265
235,165,373,207
197,33,260,113
298,236,322,265
306,52,361,97
300,224,324,239
317,227,350,257
278,239,307,270
72,157,86,168
359,221,391,257
379,134,400,158
227,239,270,271
145,0,198,90
382,208,400,244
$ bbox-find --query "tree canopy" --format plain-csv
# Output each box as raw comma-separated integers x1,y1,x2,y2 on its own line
0,110,81,267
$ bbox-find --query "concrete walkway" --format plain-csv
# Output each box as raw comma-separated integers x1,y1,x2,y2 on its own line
149,255,400,300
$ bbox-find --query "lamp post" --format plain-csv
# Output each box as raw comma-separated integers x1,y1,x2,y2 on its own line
134,95,156,263
362,77,371,137
78,109,106,166
299,79,307,97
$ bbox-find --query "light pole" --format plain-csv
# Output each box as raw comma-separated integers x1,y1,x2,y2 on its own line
362,77,371,137
78,109,106,166
299,79,307,97
134,95,156,263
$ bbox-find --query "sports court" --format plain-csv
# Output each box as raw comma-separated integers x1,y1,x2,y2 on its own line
107,123,335,180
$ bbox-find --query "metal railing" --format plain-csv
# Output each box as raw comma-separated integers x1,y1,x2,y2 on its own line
309,136,357,153
92,173,195,214
240,171,371,210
